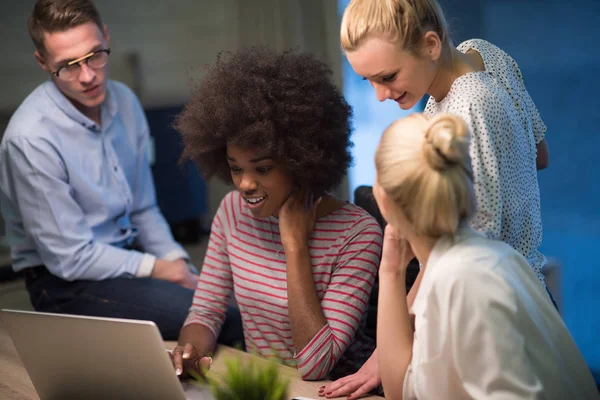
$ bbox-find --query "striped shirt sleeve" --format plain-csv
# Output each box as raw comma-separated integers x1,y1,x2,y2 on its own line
295,215,382,380
183,195,234,338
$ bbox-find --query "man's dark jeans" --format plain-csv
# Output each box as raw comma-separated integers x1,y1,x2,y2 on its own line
23,266,244,346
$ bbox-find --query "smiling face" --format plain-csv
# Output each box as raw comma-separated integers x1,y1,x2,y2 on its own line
35,22,110,120
227,144,294,218
346,35,440,110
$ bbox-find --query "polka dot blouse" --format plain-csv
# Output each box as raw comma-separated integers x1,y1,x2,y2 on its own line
425,39,547,281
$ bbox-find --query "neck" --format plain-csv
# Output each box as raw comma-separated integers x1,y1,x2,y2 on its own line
407,233,439,267
61,87,102,125
315,193,345,219
271,193,344,219
76,103,101,125
427,47,478,102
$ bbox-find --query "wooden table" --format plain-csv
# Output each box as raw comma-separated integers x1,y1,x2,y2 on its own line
0,321,382,400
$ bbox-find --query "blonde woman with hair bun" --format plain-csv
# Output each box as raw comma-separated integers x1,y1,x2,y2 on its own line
375,113,595,399
376,113,475,238
321,1,553,397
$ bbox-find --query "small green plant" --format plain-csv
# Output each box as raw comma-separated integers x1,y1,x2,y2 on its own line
190,356,289,400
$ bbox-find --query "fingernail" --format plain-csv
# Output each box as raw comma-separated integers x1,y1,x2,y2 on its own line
175,368,182,376
183,353,189,359
207,356,213,364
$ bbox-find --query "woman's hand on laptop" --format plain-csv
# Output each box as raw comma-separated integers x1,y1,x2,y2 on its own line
170,342,213,378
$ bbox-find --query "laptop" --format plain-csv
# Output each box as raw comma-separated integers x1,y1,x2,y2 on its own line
1,309,214,400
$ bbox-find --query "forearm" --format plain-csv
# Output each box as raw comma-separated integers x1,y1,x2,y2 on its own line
367,264,423,369
285,246,327,352
536,139,549,170
44,241,153,281
378,270,413,400
130,130,186,257
131,205,187,258
178,323,217,357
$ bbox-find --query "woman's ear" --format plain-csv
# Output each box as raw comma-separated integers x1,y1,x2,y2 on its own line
373,183,389,218
422,31,443,62
34,51,50,73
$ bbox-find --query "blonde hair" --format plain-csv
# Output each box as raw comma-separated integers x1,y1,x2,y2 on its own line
375,113,476,237
340,0,450,53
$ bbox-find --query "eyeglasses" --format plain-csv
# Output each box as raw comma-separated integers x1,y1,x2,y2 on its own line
52,48,111,81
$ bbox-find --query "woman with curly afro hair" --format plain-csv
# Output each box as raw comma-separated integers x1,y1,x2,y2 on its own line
170,47,383,383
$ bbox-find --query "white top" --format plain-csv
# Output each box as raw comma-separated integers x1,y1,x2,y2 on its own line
402,227,598,400
425,39,546,280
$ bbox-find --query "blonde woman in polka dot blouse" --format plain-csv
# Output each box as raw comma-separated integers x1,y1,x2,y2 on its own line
320,0,552,398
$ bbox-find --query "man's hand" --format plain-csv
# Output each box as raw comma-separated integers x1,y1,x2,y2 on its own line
152,259,198,290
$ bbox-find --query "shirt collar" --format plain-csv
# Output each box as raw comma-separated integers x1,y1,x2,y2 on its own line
425,224,482,271
43,79,117,133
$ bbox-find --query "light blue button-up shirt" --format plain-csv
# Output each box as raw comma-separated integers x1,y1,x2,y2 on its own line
0,80,188,281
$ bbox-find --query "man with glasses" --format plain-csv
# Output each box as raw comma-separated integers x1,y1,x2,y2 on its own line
0,0,243,345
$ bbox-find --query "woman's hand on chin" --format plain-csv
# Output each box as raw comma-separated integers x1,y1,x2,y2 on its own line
380,224,414,274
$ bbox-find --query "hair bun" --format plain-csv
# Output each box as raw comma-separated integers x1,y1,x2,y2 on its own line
423,114,470,171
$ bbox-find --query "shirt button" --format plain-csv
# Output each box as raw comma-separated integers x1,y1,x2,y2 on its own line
114,166,118,172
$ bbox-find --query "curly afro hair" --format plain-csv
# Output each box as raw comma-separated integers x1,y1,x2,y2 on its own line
174,46,354,195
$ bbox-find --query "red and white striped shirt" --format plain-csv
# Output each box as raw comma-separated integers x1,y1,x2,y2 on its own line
184,191,382,380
